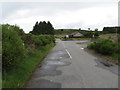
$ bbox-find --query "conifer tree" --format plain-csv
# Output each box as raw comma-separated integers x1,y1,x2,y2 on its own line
30,21,54,35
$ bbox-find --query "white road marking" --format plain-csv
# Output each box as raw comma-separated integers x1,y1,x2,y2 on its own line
60,57,62,59
66,49,72,59
61,41,72,59
81,48,84,50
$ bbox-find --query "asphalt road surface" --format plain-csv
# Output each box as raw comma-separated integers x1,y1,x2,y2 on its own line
25,39,118,88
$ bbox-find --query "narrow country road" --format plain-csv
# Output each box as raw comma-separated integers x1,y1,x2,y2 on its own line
25,39,118,88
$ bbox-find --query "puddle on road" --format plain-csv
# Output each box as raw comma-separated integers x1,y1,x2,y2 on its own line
25,79,61,88
95,58,119,75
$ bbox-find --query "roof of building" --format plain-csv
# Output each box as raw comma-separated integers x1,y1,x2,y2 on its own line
69,31,84,36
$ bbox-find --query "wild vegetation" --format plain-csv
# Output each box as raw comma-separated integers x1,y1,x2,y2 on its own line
87,39,119,55
2,23,55,88
99,34,119,42
87,27,120,62
2,25,27,70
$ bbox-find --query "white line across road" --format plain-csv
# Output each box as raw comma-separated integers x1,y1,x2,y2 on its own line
66,49,72,59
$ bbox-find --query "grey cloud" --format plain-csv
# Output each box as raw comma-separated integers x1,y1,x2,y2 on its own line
54,21,85,29
1,1,118,32
2,2,113,18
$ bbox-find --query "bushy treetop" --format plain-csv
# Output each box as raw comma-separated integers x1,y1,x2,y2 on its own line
30,21,54,35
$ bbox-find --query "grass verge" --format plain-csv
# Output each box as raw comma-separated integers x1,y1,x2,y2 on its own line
2,43,55,89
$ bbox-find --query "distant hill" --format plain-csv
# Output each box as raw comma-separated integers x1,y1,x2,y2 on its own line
54,29,79,35
55,29,102,38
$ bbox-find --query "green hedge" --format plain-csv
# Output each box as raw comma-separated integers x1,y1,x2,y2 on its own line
2,25,27,70
2,24,55,71
87,38,120,60
3,43,55,88
24,34,55,49
32,35,54,48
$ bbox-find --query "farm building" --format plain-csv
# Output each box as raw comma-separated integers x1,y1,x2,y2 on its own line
69,31,84,38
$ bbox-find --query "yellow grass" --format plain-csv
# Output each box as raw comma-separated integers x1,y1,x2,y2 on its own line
99,34,118,42
54,35,65,38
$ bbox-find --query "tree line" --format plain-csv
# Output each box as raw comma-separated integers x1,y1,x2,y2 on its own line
103,27,120,34
30,21,54,35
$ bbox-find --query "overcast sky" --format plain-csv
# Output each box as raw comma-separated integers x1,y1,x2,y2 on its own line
0,0,119,33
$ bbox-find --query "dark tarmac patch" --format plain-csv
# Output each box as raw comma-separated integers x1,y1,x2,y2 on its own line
34,49,71,77
33,67,62,77
25,79,61,88
46,50,70,60
33,60,71,77
100,61,113,67
45,61,71,66
25,45,71,88
95,58,119,75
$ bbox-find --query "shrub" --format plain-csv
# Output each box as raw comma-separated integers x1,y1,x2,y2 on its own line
32,35,55,48
32,35,43,48
2,25,27,70
87,39,118,55
2,24,55,70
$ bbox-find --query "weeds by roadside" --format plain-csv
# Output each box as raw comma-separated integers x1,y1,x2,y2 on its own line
87,38,120,62
2,24,55,89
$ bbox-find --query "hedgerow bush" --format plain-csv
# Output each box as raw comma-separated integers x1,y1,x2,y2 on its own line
2,24,55,70
87,38,119,55
2,25,27,70
25,35,55,49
